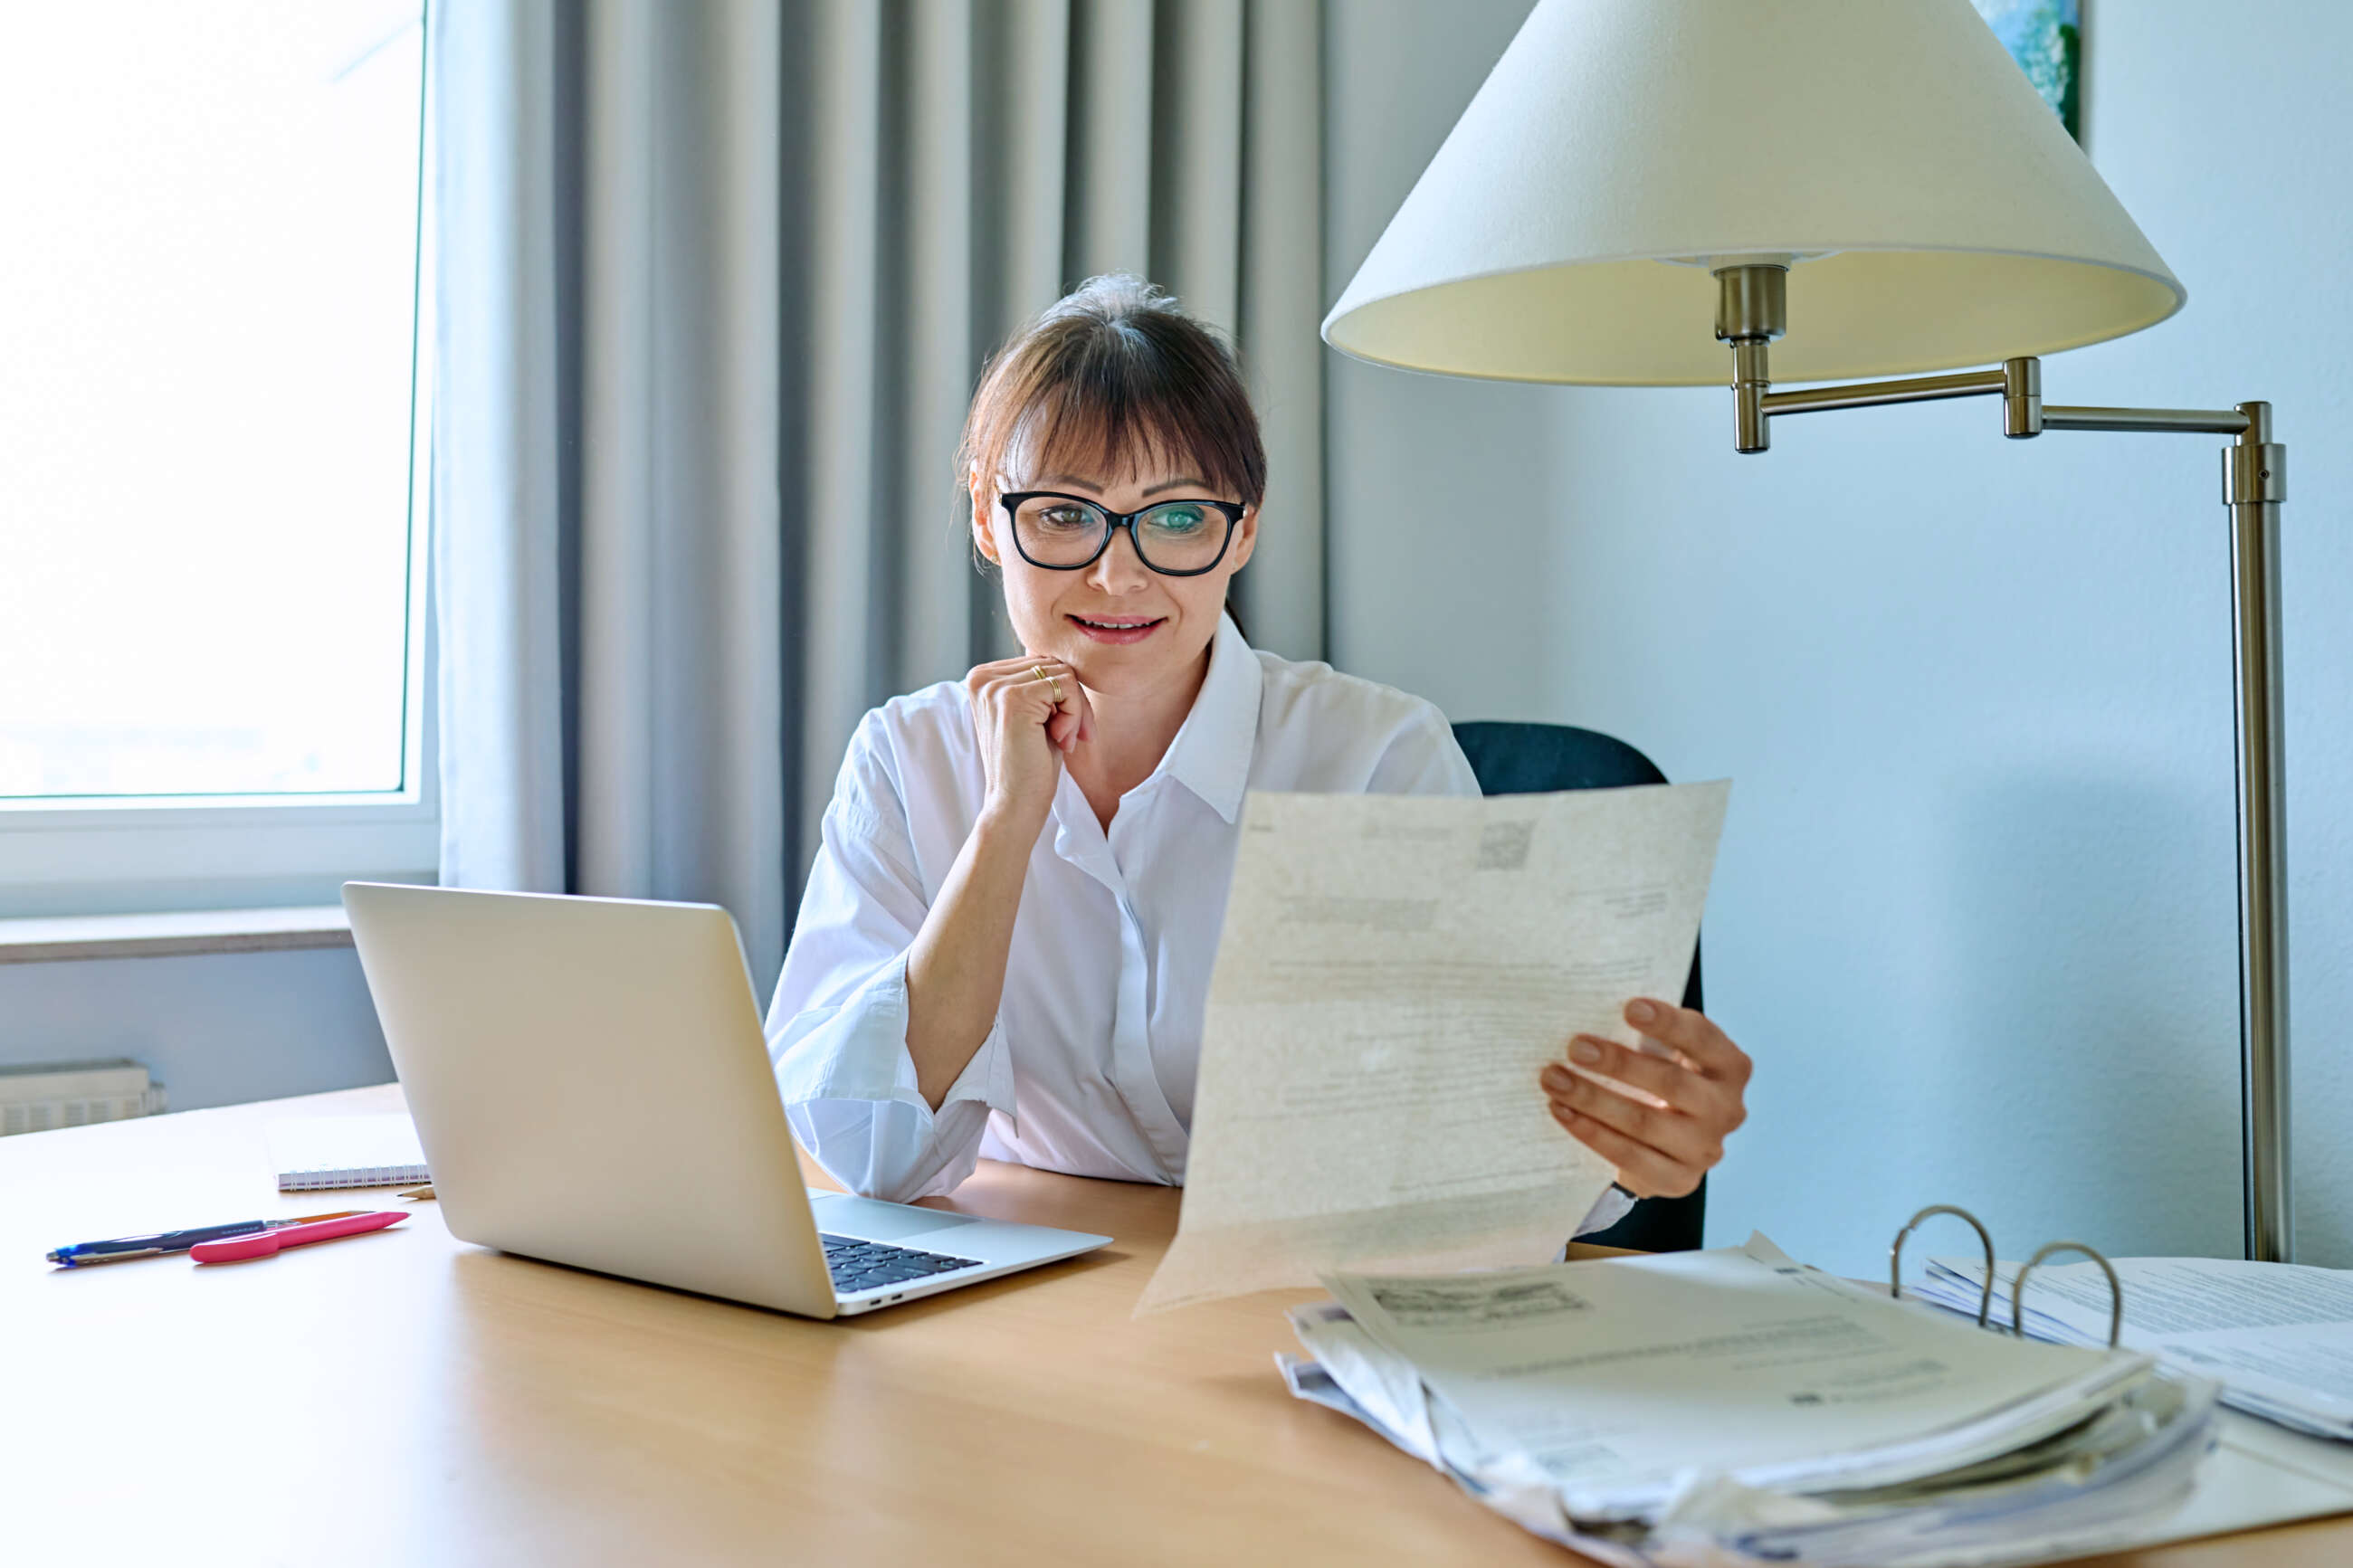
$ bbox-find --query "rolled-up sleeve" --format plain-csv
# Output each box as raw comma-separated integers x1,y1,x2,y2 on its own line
766,721,1016,1202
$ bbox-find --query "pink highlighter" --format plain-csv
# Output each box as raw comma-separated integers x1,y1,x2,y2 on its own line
190,1210,407,1264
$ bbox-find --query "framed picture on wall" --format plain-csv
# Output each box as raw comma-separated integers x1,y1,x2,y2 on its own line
1971,0,2082,141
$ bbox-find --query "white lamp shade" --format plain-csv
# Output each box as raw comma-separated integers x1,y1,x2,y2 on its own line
1323,0,2183,385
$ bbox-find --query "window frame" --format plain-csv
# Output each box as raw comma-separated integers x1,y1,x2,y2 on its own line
0,14,439,920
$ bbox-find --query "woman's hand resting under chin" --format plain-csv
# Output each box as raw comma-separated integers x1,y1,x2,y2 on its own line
1538,998,1750,1200
963,652,1093,831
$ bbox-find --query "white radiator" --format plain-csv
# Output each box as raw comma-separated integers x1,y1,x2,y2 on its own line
0,1059,168,1136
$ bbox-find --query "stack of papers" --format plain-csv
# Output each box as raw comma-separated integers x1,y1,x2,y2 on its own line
1282,1236,2220,1567
1917,1254,2353,1440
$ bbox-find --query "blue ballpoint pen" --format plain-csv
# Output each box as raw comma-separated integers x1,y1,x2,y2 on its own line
46,1212,363,1267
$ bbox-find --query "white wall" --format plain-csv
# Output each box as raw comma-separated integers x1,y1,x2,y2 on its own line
0,948,393,1113
1326,0,2353,1275
1324,0,1580,724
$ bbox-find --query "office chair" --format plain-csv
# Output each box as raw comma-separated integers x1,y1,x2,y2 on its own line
1452,721,1708,1254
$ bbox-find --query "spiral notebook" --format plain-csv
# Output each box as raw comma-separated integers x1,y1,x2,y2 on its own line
267,1114,429,1192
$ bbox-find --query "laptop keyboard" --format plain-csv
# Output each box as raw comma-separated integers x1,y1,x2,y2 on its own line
820,1232,984,1296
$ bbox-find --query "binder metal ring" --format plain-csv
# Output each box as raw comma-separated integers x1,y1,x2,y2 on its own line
1889,1203,1996,1326
2012,1241,2125,1349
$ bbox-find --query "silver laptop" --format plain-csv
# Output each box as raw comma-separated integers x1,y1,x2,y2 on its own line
341,882,1110,1317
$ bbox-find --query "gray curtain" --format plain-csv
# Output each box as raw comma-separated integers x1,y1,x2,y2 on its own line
433,0,1324,995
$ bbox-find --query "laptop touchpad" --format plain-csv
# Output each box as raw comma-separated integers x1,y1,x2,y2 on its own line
808,1193,982,1241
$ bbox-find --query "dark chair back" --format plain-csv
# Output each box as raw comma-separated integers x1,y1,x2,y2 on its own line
1452,721,1708,1254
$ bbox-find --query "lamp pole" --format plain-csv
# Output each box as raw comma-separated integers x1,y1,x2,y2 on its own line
1712,263,2293,1263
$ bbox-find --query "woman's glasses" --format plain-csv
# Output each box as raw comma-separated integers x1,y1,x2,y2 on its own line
998,490,1245,577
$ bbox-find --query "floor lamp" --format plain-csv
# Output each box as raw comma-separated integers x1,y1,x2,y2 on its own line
1324,0,2294,1261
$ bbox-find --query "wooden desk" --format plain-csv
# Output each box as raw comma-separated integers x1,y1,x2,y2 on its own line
5,1086,2349,1567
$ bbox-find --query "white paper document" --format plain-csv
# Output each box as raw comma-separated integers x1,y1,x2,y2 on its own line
1923,1253,2353,1440
1137,781,1729,1314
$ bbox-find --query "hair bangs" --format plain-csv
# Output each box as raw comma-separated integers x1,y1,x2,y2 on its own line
1006,363,1247,500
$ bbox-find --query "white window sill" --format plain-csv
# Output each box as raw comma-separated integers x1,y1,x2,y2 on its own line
0,906,354,965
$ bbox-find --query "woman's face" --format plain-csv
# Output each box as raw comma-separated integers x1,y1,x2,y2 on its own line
972,457,1256,696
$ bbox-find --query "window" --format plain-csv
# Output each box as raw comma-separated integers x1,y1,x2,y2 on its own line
0,3,435,917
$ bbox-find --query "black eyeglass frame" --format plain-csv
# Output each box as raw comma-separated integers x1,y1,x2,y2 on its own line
996,489,1248,577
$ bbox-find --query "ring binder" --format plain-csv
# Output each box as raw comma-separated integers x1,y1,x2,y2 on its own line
1891,1204,1996,1326
1888,1203,2126,1349
2014,1241,2125,1350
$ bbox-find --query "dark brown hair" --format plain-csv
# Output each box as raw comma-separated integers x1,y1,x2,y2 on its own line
959,275,1267,510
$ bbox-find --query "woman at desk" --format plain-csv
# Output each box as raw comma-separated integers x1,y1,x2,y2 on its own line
767,276,1751,1231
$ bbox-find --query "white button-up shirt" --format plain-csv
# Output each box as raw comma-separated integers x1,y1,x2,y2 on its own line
767,615,1634,1237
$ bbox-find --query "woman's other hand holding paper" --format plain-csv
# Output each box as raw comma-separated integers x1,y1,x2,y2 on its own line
1539,999,1750,1199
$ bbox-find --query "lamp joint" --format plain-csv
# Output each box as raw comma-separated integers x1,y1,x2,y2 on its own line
2225,402,2283,504
1716,266,1787,453
1729,340,1771,453
2224,443,2285,506
2003,358,2043,438
1712,265,1787,343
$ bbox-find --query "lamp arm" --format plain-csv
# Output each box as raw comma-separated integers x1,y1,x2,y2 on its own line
2039,405,2250,435
1712,267,2292,1262
1758,366,2012,421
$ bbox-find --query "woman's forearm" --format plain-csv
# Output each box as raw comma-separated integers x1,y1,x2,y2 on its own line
903,806,1042,1108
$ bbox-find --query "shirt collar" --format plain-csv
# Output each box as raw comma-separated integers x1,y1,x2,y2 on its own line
1157,613,1262,824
